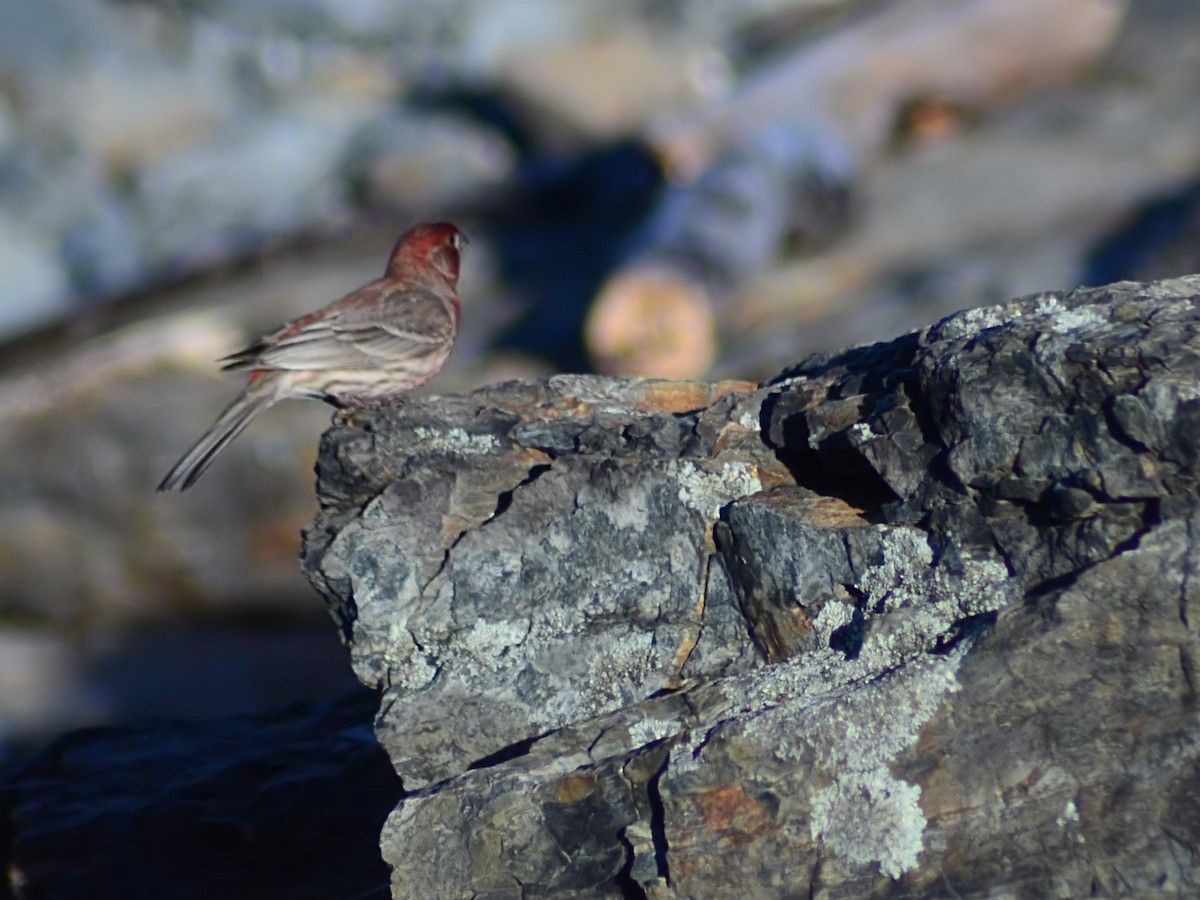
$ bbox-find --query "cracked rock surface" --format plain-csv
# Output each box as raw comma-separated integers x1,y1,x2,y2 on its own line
303,276,1200,898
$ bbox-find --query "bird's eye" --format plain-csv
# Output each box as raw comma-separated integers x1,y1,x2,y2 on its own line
449,232,461,251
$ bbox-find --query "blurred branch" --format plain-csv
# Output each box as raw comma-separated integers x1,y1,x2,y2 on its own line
587,126,854,378
648,0,1126,177
588,0,1126,377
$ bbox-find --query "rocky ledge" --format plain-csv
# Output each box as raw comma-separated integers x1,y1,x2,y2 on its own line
4,277,1199,899
302,276,1200,897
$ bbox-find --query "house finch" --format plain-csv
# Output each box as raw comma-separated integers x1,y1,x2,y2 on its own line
158,221,467,491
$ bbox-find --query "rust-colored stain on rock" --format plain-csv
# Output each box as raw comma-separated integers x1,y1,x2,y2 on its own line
553,772,598,805
634,379,756,415
695,784,772,844
754,488,868,526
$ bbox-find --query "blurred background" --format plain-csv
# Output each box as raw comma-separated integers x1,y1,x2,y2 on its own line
1,0,1199,767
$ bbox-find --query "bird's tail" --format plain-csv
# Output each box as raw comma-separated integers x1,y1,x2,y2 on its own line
157,382,275,491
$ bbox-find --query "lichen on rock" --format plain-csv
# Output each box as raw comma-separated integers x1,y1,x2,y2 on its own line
301,277,1200,898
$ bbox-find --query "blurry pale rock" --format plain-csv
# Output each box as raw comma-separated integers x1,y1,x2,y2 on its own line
301,44,396,100
176,0,449,42
459,0,582,77
0,630,109,751
499,28,698,143
586,264,717,378
738,91,1200,341
35,60,231,172
737,252,867,333
0,127,148,303
0,0,115,75
349,111,516,213
0,216,72,337
648,0,1127,177
0,379,326,623
135,100,367,268
246,31,400,106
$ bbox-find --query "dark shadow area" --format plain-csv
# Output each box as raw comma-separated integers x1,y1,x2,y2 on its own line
1,684,400,899
829,589,867,660
1083,176,1200,286
929,610,999,655
759,386,904,518
480,140,667,371
0,616,361,774
78,619,362,723
466,728,550,771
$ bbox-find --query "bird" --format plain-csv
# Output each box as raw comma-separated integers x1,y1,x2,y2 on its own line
157,221,467,491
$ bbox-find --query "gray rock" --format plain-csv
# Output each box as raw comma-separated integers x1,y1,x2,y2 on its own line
303,377,767,787
302,276,1200,897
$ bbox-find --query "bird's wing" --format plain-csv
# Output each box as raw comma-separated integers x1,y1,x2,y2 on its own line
223,287,456,372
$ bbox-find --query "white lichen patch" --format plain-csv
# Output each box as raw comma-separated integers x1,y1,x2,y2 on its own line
823,650,963,771
730,623,974,880
848,421,875,443
804,648,967,878
582,632,658,714
1032,293,1059,313
810,770,926,879
1056,799,1080,827
858,527,933,612
626,716,676,749
410,425,500,455
812,597,855,637
738,407,764,431
378,617,438,692
676,460,762,518
828,529,1011,666
385,652,438,692
456,617,532,669
590,476,652,531
668,726,712,776
1171,381,1200,400
854,549,1010,680
944,556,1012,614
1046,306,1106,335
771,374,809,389
953,303,1024,333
